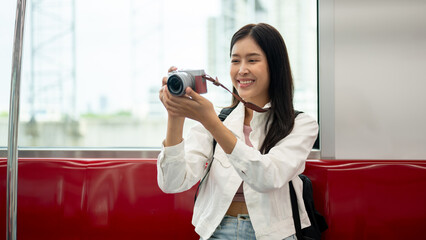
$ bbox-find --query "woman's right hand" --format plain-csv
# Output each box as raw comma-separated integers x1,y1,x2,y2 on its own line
159,66,185,146
159,66,181,118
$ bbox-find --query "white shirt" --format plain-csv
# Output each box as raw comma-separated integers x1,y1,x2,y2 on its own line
157,102,319,240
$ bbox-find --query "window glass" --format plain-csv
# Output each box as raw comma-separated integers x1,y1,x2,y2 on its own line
0,0,317,147
0,0,16,147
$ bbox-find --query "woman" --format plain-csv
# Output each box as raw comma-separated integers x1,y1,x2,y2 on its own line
158,23,318,240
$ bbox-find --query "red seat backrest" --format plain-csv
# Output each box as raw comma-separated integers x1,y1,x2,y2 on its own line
0,158,425,239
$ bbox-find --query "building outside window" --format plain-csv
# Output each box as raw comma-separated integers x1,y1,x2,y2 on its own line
0,0,317,148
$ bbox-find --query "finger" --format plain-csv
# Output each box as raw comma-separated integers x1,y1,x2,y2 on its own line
185,87,202,101
161,86,180,107
161,87,186,116
163,99,182,117
163,90,183,107
162,76,168,86
167,97,198,118
165,95,188,110
168,66,177,73
165,100,189,118
159,86,166,102
162,67,177,89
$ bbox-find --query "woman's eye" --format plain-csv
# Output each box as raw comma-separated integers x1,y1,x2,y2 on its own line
249,59,258,63
231,59,240,63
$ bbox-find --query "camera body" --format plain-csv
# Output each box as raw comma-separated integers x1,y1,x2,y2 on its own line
167,69,207,96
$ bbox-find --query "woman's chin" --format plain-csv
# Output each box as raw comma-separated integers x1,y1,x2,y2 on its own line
236,89,250,99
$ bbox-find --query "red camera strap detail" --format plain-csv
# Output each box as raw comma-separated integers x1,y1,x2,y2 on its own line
202,75,269,113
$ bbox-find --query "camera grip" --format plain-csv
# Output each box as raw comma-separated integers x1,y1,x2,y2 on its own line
195,76,207,94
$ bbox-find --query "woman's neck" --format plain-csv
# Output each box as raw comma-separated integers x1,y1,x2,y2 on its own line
244,107,253,125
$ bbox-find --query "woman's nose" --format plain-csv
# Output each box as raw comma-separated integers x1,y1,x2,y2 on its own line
238,63,249,75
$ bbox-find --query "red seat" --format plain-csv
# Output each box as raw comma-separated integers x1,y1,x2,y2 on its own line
304,159,426,240
0,159,198,240
0,158,425,239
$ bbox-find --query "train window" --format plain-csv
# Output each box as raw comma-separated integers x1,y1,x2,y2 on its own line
0,0,15,148
0,0,317,149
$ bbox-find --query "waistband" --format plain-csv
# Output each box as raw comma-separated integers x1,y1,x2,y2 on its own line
223,214,251,221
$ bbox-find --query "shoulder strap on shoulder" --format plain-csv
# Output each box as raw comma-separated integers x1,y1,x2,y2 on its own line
213,105,237,151
218,105,237,121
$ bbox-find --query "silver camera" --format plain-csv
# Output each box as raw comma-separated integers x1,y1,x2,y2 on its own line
167,69,207,96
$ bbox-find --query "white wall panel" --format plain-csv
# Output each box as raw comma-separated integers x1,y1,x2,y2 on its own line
327,0,426,159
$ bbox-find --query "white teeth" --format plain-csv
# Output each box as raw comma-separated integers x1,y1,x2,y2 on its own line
240,80,254,84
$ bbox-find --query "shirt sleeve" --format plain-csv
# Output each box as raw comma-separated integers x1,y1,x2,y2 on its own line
157,123,214,193
226,113,318,193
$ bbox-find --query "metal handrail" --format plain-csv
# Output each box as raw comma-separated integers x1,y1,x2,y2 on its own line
7,0,27,239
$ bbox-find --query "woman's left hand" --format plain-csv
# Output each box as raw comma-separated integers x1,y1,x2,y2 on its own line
164,87,218,126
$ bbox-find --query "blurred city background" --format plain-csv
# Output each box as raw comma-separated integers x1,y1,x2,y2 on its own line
0,0,317,147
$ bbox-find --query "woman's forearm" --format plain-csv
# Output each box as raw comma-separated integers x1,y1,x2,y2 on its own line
203,117,237,154
164,116,185,147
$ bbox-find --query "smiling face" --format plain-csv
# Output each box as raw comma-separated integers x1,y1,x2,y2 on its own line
230,36,270,107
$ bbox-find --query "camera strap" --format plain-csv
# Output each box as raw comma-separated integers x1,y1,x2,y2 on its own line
202,75,269,113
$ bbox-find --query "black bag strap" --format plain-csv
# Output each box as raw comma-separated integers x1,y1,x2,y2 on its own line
289,181,303,240
289,110,304,239
194,106,237,203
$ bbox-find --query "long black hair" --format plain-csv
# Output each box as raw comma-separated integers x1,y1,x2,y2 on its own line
230,23,295,154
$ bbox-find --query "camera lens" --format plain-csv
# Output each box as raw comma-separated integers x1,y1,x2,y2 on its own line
167,71,195,96
167,75,184,96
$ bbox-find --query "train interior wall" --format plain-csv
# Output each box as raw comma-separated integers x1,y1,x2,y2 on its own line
329,0,426,160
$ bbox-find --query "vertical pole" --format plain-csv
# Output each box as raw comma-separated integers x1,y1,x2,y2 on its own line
7,0,27,239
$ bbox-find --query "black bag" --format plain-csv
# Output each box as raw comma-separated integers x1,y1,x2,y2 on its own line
289,175,328,240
